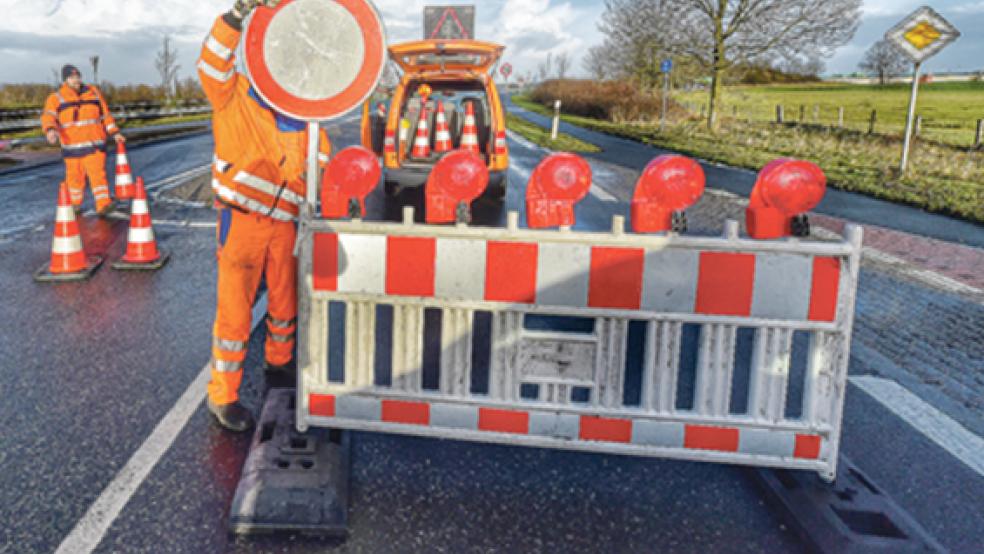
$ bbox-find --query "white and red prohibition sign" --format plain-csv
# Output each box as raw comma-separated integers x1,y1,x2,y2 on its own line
243,0,387,121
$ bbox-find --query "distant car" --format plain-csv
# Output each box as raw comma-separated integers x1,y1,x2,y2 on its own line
360,40,510,199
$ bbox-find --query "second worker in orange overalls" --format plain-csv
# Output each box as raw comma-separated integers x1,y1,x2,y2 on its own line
199,0,331,431
41,65,124,216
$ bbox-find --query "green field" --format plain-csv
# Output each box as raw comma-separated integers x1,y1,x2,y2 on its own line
678,81,984,147
514,94,984,224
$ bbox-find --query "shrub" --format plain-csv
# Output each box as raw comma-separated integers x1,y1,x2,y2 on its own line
530,79,685,122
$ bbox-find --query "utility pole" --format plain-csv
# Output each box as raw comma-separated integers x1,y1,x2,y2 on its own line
90,55,100,85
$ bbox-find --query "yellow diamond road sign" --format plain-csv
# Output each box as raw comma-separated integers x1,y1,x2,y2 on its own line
886,6,959,63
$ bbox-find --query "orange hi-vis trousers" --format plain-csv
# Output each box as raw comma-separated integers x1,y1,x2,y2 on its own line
207,208,298,406
64,150,112,211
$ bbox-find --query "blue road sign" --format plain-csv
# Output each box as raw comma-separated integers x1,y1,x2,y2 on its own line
661,59,673,73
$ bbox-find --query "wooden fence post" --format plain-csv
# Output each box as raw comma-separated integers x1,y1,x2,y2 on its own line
799,105,806,122
914,115,923,138
813,104,820,123
777,105,785,124
868,109,877,134
976,119,983,147
838,107,845,128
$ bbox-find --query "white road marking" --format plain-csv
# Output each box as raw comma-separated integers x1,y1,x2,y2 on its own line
850,376,984,478
146,164,212,194
55,296,268,554
590,183,618,202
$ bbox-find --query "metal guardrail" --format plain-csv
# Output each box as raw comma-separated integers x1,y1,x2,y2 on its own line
0,106,212,133
295,206,863,481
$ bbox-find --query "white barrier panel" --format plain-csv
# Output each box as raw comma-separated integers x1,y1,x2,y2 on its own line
297,211,862,481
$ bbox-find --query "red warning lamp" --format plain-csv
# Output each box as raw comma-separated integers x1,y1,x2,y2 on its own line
746,159,826,239
321,146,382,219
631,155,705,233
425,150,489,224
526,153,592,229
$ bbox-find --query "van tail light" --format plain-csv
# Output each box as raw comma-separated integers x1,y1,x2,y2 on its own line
494,130,508,156
384,130,396,154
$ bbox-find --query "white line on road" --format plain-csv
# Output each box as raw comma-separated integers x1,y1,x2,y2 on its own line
146,164,212,194
850,375,984,478
55,296,268,554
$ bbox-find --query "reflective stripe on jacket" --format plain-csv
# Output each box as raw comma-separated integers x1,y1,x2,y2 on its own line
41,84,118,155
198,15,331,222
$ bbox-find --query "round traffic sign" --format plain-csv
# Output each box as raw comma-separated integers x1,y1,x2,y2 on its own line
500,63,513,78
243,0,387,122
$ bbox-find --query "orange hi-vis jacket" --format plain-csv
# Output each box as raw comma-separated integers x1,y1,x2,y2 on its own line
198,15,331,222
41,84,119,158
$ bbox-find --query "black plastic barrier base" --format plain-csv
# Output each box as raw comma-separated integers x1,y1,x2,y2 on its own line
750,455,945,553
229,389,350,537
34,256,104,283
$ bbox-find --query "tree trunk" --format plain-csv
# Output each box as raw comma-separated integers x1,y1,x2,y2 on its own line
706,0,727,131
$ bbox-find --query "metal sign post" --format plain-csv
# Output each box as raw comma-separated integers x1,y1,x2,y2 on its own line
660,59,672,132
885,6,960,175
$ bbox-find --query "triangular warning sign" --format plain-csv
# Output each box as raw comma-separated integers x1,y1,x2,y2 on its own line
429,7,471,39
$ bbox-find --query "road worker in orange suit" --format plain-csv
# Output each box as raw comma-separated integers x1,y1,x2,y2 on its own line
41,65,123,216
200,0,332,432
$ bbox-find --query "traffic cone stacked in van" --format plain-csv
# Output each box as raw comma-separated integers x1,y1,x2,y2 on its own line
434,101,452,153
412,108,431,159
117,177,165,267
114,141,135,200
48,183,89,274
460,102,480,154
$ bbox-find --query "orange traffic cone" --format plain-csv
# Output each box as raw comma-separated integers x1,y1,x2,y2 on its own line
461,102,480,154
434,101,452,153
114,142,135,200
113,177,169,270
34,183,104,282
412,108,431,159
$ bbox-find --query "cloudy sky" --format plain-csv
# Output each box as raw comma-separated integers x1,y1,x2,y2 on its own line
0,0,981,86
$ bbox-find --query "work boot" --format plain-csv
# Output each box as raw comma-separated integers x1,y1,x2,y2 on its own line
96,199,118,218
207,399,255,433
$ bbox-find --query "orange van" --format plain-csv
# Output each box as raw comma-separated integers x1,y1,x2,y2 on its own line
361,40,509,199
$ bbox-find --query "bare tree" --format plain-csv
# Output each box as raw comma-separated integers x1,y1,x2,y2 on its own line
537,53,553,83
859,39,908,85
155,35,180,100
597,1,861,129
595,0,680,87
584,45,612,80
555,52,572,79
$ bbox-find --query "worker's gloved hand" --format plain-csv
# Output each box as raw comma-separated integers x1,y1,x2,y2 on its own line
231,0,281,19
45,130,59,146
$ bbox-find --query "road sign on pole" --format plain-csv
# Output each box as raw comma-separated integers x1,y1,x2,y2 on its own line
424,5,475,40
885,6,960,175
243,0,387,206
500,62,513,82
660,60,672,132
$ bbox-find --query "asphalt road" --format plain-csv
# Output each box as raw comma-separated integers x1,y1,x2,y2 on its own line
0,109,981,553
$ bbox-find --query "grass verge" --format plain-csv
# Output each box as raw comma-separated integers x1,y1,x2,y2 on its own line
506,113,601,153
513,95,983,224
